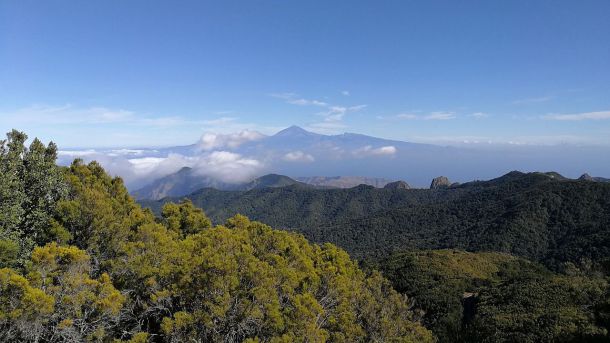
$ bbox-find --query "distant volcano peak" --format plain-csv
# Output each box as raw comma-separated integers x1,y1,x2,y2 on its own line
274,125,318,137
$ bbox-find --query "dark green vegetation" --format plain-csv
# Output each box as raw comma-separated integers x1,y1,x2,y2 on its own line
142,171,610,270
372,250,610,342
0,131,432,342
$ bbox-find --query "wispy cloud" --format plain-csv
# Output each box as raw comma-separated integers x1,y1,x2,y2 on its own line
470,112,489,119
283,151,315,162
58,147,265,189
393,111,456,120
408,134,608,146
0,104,287,147
289,98,328,106
543,110,610,121
196,130,266,151
395,113,418,119
270,93,327,106
319,105,367,122
271,92,366,134
200,116,284,135
512,96,554,105
202,117,238,126
353,145,397,157
424,112,456,120
0,104,183,127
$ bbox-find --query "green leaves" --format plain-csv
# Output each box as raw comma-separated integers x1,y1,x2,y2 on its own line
0,130,68,267
0,244,125,342
161,199,211,236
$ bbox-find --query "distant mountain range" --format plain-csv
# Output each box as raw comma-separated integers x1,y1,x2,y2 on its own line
133,168,311,200
134,169,395,200
60,125,610,192
134,158,608,200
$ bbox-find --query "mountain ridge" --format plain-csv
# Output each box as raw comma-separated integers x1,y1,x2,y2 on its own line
139,170,610,271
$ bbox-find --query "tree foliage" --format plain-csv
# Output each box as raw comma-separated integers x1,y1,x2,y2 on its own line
375,249,610,342
0,130,67,268
0,243,124,342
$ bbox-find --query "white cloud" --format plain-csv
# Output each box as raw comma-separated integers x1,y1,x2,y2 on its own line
470,112,489,118
393,111,456,120
283,151,315,162
408,133,609,146
128,157,168,173
270,93,328,107
58,148,265,190
317,104,366,123
196,130,266,151
288,98,328,107
125,151,263,186
198,117,285,136
0,104,184,127
396,113,418,119
202,117,238,125
543,110,610,121
107,149,153,157
512,96,554,105
269,92,297,100
424,112,456,120
191,151,263,184
58,149,98,157
271,92,366,131
353,145,397,157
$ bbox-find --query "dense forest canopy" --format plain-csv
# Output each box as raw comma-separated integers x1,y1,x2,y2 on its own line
371,250,610,342
142,171,610,271
0,130,432,342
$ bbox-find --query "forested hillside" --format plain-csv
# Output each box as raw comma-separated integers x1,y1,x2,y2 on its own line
142,171,610,270
371,250,610,342
0,130,432,342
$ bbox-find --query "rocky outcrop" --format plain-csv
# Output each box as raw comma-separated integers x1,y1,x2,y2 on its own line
430,176,451,189
383,180,411,190
579,173,594,181
579,173,610,183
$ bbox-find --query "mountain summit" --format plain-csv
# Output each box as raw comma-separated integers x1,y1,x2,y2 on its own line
273,125,318,138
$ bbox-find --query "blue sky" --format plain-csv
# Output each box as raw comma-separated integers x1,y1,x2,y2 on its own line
1,0,609,148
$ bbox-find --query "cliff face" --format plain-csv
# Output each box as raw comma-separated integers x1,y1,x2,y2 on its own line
384,181,411,190
430,176,451,189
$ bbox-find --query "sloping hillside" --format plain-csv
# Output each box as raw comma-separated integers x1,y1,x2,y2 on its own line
140,171,610,269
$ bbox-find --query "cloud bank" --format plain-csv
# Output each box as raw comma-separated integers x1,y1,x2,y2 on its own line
58,149,265,190
353,145,397,157
196,130,266,151
283,151,315,162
